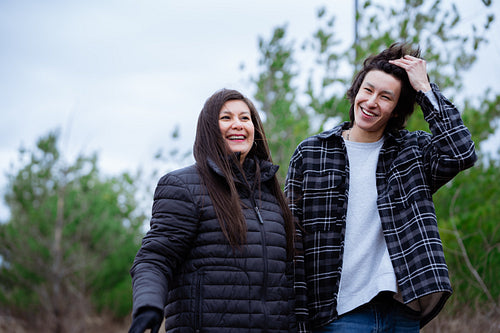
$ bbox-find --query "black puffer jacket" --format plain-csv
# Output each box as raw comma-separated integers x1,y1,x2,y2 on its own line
130,156,295,332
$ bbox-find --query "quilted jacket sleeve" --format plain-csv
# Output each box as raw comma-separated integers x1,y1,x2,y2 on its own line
130,172,199,317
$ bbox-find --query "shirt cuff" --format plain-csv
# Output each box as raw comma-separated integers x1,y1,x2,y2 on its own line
424,89,439,111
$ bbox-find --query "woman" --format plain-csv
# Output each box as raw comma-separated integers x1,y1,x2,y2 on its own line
129,89,296,332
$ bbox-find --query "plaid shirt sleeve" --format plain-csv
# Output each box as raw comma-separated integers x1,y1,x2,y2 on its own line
285,148,312,333
418,83,477,193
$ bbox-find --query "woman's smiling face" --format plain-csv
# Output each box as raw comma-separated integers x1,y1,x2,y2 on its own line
218,100,255,162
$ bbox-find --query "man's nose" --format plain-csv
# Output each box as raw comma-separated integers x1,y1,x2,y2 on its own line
366,95,378,107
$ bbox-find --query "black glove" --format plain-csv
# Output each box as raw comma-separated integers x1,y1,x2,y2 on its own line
128,307,163,333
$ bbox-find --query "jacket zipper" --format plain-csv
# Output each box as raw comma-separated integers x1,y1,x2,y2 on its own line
254,206,264,224
195,271,203,332
250,194,269,330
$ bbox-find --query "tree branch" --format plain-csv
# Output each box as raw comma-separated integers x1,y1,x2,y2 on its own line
449,186,495,304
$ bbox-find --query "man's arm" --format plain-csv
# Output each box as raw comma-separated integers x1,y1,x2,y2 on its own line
418,84,477,192
391,55,477,192
285,147,311,333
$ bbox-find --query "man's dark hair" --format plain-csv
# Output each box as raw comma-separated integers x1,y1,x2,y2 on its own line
346,42,421,132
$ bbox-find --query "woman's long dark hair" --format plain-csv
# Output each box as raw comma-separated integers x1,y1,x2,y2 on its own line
193,89,295,258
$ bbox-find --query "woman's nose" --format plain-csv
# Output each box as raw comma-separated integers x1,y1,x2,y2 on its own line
231,119,243,129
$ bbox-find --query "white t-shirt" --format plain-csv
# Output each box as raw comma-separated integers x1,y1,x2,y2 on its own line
337,137,398,316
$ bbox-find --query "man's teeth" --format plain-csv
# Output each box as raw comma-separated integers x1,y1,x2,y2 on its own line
362,108,376,117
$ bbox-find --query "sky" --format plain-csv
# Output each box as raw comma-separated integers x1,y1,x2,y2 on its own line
1,0,499,220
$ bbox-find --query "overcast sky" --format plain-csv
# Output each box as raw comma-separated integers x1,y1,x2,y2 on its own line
1,0,499,219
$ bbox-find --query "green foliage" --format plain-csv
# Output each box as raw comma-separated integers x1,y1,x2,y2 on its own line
353,0,493,96
305,7,352,127
461,91,500,154
252,25,311,182
435,159,500,310
0,130,145,325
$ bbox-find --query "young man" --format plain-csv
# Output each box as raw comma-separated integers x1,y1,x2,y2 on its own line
285,43,477,332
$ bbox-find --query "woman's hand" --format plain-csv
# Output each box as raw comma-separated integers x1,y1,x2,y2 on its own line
128,307,163,333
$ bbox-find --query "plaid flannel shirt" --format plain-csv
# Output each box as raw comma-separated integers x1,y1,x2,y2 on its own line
285,84,477,332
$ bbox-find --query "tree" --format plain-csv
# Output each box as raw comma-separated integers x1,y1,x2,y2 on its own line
252,25,311,181
0,130,145,332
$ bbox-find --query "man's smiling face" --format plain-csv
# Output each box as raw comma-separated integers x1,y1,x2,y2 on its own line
352,69,401,142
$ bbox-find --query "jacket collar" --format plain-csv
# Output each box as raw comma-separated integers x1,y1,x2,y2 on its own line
317,121,405,146
317,122,348,140
206,154,278,183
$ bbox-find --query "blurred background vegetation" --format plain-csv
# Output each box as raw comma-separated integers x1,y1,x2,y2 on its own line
1,0,498,332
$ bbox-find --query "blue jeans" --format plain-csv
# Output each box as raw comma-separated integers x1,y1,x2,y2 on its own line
314,292,420,332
